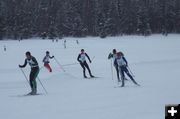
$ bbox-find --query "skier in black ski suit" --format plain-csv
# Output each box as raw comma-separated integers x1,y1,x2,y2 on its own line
108,49,120,82
19,51,39,95
77,49,94,78
115,52,140,87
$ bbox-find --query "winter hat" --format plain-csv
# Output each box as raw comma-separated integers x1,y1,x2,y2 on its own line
113,49,116,54
46,51,50,54
26,51,31,56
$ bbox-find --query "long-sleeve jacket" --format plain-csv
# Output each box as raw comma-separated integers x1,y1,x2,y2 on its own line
19,56,39,68
108,53,118,66
77,53,91,63
43,55,54,64
115,56,128,67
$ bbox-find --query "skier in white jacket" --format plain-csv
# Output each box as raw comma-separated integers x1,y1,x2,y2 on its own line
115,52,140,87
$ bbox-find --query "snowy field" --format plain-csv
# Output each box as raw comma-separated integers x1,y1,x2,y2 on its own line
0,35,180,119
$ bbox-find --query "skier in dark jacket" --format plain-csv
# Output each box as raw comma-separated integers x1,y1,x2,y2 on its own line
108,49,120,82
43,51,54,72
115,52,140,87
19,51,39,95
77,49,94,78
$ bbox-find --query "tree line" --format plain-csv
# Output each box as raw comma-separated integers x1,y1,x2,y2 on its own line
0,0,180,40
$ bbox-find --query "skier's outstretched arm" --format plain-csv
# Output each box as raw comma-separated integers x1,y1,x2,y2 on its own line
85,53,91,63
108,53,113,59
19,59,27,68
122,57,128,66
50,55,54,59
42,56,46,62
77,54,81,63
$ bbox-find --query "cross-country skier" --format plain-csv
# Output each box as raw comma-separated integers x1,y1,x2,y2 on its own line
108,49,122,82
108,49,128,82
19,51,39,95
3,45,6,51
115,52,140,87
76,40,79,44
77,49,94,78
64,39,66,48
43,51,54,72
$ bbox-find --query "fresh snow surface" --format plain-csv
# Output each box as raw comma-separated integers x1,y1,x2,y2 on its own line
0,35,180,119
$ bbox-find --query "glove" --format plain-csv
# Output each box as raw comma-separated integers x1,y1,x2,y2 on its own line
89,60,92,63
19,65,22,68
52,56,54,58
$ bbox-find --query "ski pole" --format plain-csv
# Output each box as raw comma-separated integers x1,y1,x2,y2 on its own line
19,68,29,84
62,62,79,67
53,57,66,72
53,56,78,79
110,59,114,80
111,59,119,88
91,56,95,62
127,66,135,77
40,66,44,70
37,76,48,94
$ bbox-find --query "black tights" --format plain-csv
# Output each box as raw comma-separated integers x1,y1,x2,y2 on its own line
120,66,138,86
80,61,92,77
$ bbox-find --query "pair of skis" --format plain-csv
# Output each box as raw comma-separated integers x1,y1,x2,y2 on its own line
84,76,100,79
113,80,141,88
